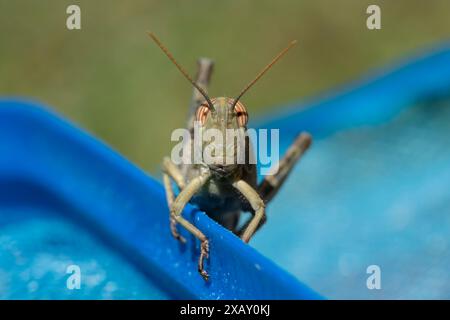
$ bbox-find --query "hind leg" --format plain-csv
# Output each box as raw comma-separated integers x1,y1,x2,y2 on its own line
258,132,312,203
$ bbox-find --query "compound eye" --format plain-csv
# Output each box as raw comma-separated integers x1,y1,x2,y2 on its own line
196,104,210,125
234,101,248,127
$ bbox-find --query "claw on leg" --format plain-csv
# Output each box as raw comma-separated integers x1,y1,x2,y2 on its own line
166,172,212,281
198,239,210,281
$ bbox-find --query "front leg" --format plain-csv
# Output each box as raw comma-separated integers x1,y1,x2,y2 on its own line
162,157,186,242
171,172,212,280
232,180,266,243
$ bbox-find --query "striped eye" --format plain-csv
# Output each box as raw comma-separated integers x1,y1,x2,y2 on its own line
196,104,210,125
234,101,248,127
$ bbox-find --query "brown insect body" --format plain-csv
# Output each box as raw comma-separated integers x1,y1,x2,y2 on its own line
150,33,312,280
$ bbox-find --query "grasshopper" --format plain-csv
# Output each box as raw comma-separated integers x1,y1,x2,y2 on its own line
149,33,312,280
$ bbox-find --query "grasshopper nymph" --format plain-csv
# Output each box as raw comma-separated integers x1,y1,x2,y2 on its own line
149,33,312,280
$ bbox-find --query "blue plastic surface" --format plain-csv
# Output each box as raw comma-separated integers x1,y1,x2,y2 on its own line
0,207,170,299
2,43,450,299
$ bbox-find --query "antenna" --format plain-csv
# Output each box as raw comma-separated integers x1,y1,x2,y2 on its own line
232,40,297,108
148,32,215,111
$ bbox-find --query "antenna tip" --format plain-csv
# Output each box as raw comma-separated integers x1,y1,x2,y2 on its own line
290,40,298,46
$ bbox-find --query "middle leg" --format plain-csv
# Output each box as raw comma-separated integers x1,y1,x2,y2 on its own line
232,180,266,243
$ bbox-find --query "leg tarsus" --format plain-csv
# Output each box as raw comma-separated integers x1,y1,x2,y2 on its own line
174,214,210,281
198,239,209,280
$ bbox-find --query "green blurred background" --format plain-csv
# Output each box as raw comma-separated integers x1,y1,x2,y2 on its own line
1,0,450,174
